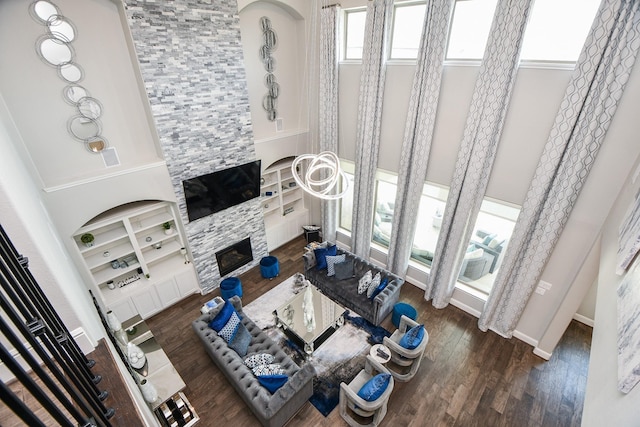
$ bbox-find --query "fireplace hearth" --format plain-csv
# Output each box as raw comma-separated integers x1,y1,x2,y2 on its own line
215,238,253,277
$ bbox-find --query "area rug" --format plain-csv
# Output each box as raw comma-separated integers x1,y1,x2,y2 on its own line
243,274,390,416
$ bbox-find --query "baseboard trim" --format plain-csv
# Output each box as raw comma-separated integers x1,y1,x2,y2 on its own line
572,313,594,327
512,330,539,348
1,327,95,382
449,297,482,318
533,347,552,360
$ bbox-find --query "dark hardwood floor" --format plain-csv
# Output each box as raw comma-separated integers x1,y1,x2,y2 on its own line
146,236,592,427
1,236,590,426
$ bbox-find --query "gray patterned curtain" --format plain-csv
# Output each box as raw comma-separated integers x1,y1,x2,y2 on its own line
319,4,340,242
387,0,455,275
351,0,394,258
426,0,535,308
479,0,640,336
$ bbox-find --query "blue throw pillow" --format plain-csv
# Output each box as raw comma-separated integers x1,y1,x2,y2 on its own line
399,324,425,350
228,321,251,357
314,244,337,270
369,277,389,300
257,374,288,394
357,373,391,401
208,301,234,331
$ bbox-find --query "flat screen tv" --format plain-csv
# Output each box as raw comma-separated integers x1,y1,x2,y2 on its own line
182,160,261,222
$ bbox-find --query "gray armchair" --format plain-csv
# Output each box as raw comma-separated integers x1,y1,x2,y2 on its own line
458,250,495,281
383,315,428,382
339,355,394,427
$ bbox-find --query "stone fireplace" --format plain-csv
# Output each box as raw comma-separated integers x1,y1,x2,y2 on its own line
123,0,268,292
215,238,254,277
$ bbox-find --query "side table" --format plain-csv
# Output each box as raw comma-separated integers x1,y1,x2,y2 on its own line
369,344,391,364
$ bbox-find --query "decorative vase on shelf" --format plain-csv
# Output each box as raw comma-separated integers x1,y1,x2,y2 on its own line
106,311,128,346
127,342,147,370
139,379,159,404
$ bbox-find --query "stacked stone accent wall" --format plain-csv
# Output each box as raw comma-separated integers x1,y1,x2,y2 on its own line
124,0,267,292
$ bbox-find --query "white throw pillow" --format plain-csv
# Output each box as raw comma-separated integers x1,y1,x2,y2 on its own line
367,272,382,298
358,270,373,294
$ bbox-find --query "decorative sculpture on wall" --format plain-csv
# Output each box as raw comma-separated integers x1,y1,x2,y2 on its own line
259,16,279,122
29,0,108,153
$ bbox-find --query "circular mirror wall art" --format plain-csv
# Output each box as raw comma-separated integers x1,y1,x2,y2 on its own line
77,97,103,120
58,62,84,83
63,84,89,105
47,15,76,43
85,137,108,153
30,0,59,24
37,35,74,66
30,0,108,155
259,16,279,122
68,115,101,141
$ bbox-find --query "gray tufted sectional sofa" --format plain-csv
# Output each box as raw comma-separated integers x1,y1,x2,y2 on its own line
192,296,315,427
303,246,404,326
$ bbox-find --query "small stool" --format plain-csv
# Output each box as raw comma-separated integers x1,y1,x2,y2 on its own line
220,277,242,301
260,256,280,279
392,302,417,328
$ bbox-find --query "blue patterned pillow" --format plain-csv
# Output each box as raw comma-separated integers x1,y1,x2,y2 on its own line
258,374,288,394
244,353,275,369
357,373,391,401
399,324,425,350
369,277,388,300
358,270,372,294
252,364,285,376
326,254,346,276
314,244,337,270
217,311,240,342
366,272,382,298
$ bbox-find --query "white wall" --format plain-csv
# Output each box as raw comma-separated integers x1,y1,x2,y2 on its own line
583,157,640,425
0,0,163,189
0,93,102,348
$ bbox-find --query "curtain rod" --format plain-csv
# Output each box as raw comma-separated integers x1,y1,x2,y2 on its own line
322,3,341,8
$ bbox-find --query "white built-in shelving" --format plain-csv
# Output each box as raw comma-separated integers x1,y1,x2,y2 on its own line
260,158,309,250
73,201,200,321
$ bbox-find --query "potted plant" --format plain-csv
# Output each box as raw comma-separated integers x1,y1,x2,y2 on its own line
81,233,94,248
162,222,173,235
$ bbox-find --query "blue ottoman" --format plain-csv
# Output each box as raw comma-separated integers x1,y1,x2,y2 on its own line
392,302,417,328
260,256,280,279
220,277,242,301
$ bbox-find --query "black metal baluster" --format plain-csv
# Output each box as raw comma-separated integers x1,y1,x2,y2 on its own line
0,379,47,427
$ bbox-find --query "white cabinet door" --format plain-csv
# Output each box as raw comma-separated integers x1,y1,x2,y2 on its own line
175,268,199,297
131,289,162,319
109,298,137,322
155,278,180,307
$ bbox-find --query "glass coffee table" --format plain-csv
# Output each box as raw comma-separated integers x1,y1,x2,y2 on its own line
274,285,346,355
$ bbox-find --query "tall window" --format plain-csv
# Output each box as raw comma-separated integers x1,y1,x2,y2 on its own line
410,183,449,266
520,0,601,62
390,2,426,59
339,161,355,231
344,9,366,60
459,198,520,294
446,0,498,60
372,170,397,248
